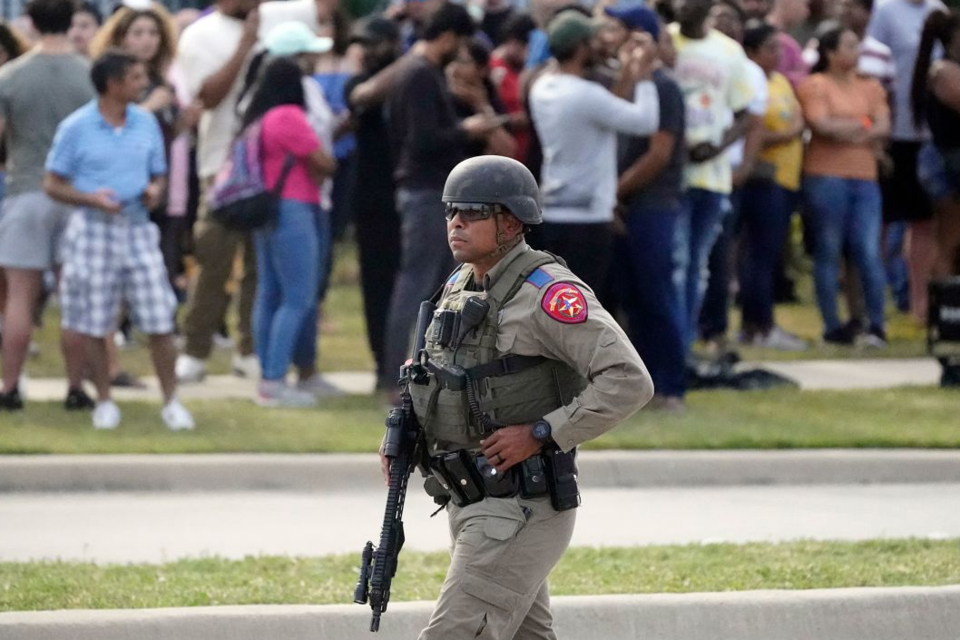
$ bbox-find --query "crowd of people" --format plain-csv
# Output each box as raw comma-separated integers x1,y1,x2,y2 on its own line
0,0,958,425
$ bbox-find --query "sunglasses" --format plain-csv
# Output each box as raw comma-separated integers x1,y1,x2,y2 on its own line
444,203,505,222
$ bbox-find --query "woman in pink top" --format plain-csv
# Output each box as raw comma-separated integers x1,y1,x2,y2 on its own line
240,58,337,407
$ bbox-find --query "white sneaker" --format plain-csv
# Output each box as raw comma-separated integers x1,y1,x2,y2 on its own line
296,374,343,398
256,380,317,408
161,398,195,431
213,332,235,350
754,326,808,352
18,373,28,400
232,353,260,379
858,331,888,349
175,354,207,383
92,400,121,430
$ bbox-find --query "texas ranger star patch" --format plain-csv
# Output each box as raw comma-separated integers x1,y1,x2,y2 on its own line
541,282,588,324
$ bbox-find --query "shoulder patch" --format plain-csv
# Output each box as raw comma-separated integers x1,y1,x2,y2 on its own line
446,271,460,285
526,268,554,289
541,282,588,324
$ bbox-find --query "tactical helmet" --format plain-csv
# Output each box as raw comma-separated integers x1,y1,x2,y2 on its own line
442,156,543,225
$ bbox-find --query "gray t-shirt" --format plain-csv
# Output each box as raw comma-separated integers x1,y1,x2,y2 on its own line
530,73,660,224
0,52,95,196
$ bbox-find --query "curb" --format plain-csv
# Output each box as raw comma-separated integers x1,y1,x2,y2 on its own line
3,450,960,492
19,358,945,399
2,587,959,640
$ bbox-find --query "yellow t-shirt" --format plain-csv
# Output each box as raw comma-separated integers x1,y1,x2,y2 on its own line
669,24,754,194
760,72,803,191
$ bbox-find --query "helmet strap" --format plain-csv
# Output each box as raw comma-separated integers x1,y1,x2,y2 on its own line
486,216,522,260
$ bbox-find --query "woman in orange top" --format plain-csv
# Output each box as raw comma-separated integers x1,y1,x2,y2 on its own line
797,25,891,347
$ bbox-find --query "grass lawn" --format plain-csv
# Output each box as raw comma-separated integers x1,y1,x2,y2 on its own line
1,539,956,611
19,240,932,382
1,386,958,454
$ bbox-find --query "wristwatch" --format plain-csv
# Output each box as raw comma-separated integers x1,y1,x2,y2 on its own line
531,419,552,443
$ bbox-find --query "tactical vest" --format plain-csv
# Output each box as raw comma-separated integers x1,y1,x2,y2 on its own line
409,249,588,452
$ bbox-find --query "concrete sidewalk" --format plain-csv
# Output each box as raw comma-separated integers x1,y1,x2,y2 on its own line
3,587,959,640
4,483,957,562
4,450,960,493
18,358,943,401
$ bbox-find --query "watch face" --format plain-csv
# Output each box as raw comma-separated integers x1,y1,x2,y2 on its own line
533,421,550,440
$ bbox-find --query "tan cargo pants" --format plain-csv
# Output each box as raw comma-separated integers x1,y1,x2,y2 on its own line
181,179,257,359
418,494,576,640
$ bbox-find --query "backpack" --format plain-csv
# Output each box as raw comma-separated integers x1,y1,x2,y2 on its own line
207,119,294,231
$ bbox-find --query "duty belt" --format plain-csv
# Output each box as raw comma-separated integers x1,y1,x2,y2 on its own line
424,447,580,512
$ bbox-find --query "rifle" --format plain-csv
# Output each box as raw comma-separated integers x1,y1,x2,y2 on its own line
354,301,435,632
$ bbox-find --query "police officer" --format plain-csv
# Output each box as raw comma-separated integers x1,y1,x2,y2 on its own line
381,155,654,639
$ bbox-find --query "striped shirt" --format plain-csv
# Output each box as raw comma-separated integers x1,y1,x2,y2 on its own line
859,36,897,95
46,100,166,208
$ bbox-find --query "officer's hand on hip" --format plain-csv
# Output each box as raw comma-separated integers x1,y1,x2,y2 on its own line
480,425,541,475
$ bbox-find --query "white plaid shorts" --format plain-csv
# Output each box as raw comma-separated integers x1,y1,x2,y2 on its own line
60,210,177,338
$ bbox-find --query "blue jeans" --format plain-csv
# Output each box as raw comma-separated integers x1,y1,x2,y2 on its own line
699,195,736,341
617,201,686,397
674,187,726,348
883,221,910,312
253,200,329,381
803,176,886,333
739,181,795,333
291,207,332,373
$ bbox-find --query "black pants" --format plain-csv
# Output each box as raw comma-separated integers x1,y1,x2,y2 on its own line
529,221,614,304
383,188,457,390
355,189,401,389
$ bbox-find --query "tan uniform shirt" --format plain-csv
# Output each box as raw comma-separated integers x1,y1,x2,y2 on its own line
478,241,654,452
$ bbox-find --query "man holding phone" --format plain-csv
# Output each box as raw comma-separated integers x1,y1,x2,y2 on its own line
529,11,661,299
44,51,194,432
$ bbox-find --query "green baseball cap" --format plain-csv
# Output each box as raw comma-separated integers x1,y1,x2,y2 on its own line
547,10,601,58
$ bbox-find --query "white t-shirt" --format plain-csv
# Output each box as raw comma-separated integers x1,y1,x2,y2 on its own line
530,73,660,224
177,0,317,178
728,58,769,170
303,77,334,209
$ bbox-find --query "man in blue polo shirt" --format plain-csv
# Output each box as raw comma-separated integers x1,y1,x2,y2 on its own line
44,50,194,432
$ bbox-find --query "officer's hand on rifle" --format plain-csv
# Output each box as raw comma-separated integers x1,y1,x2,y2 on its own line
480,424,543,475
378,437,391,486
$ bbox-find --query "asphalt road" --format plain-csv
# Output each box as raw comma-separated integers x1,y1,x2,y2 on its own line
3,483,958,563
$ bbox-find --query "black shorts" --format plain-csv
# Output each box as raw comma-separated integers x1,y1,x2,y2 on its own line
882,140,934,223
